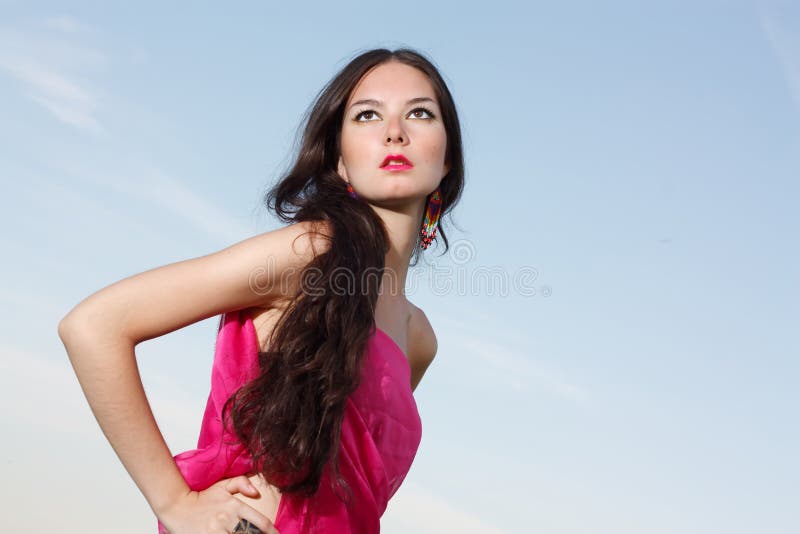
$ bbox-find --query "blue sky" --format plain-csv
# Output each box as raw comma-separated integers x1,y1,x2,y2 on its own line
1,1,798,533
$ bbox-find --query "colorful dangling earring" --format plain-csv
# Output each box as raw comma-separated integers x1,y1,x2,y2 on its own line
346,181,358,199
420,187,442,250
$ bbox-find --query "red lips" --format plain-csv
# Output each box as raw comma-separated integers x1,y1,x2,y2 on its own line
380,154,413,167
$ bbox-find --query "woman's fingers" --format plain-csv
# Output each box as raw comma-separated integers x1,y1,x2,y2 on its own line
224,475,261,498
157,480,279,534
234,503,279,534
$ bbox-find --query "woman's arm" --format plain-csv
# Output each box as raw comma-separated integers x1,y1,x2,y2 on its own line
57,220,330,523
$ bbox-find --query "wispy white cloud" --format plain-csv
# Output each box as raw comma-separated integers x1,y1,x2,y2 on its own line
41,15,85,34
53,157,256,245
384,481,509,533
0,17,253,245
437,315,588,402
0,286,65,321
32,88,100,131
138,168,256,245
0,343,203,446
759,1,800,114
0,20,103,132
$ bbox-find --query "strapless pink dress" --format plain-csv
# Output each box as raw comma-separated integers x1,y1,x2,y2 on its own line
156,309,422,533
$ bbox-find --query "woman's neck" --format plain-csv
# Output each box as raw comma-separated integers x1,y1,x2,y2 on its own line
371,197,426,300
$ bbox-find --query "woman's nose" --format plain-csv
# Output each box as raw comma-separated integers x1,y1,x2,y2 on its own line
384,117,407,144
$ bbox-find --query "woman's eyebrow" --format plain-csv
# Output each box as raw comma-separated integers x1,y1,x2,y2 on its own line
348,97,436,110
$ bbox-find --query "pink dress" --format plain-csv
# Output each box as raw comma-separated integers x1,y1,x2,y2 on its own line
156,309,423,533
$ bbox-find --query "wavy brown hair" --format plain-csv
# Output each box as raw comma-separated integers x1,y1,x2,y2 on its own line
221,47,465,504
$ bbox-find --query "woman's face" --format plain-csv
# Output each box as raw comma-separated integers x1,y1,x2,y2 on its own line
338,61,449,207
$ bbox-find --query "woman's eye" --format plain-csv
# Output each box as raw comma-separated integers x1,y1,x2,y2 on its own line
355,110,378,122
409,107,434,119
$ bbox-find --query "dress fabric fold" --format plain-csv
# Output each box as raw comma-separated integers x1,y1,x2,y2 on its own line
156,309,422,534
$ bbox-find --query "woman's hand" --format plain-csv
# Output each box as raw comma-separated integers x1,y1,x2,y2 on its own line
158,475,280,534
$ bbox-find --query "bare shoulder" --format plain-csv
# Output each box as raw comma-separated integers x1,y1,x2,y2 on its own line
244,218,334,302
284,218,334,259
59,219,333,345
406,302,438,392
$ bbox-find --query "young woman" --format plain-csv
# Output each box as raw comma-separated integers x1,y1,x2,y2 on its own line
58,47,464,534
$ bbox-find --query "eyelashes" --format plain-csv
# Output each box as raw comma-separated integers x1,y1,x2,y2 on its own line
353,106,437,122
409,106,436,120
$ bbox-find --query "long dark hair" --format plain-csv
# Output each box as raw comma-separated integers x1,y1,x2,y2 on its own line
221,47,464,503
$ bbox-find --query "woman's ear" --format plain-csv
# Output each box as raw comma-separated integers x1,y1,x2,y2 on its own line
337,156,349,181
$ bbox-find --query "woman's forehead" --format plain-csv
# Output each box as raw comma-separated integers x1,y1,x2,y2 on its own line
347,62,438,106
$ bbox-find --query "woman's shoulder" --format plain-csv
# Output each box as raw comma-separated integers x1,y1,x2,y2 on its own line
242,219,333,300
272,218,332,258
258,219,333,254
242,219,333,270
407,302,437,355
406,301,438,391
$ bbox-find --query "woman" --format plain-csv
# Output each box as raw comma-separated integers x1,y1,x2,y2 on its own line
58,47,464,534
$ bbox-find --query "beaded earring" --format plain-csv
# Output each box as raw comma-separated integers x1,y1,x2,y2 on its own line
346,181,358,199
347,181,441,250
420,187,442,250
